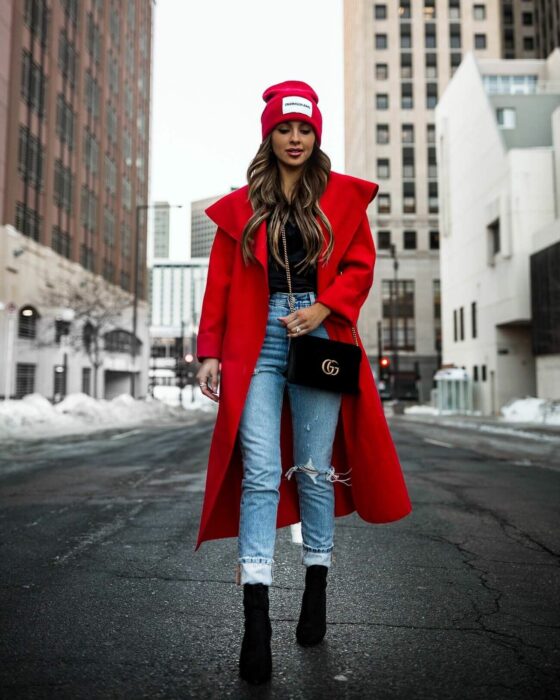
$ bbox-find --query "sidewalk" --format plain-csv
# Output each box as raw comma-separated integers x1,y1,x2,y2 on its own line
389,404,560,443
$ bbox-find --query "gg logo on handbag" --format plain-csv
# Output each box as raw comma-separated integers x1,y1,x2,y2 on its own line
281,222,362,394
321,359,340,376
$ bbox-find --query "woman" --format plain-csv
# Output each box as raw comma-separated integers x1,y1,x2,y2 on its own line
195,80,412,685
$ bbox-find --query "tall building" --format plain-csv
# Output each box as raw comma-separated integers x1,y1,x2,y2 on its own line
152,201,170,259
0,0,155,400
148,260,208,393
343,0,539,401
191,191,235,258
533,0,560,57
436,50,560,412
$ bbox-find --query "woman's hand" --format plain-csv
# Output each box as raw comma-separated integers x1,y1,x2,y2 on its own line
277,302,331,338
195,358,221,402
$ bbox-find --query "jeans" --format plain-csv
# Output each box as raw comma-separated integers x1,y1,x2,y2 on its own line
237,290,348,586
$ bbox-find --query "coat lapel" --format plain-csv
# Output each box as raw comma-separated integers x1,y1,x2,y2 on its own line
204,170,379,294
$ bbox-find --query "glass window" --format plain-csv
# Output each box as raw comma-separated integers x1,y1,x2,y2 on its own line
375,33,388,49
425,52,437,78
425,24,436,49
401,52,413,78
403,230,417,249
16,363,36,399
381,280,416,351
474,33,487,49
522,11,533,26
428,181,439,213
376,93,389,109
374,4,387,20
429,230,439,249
524,36,534,51
424,0,436,20
399,1,411,20
378,193,391,213
473,4,486,20
428,146,437,177
400,24,412,49
450,52,462,69
378,230,391,249
450,24,461,49
377,123,390,144
402,123,414,143
402,147,415,178
376,63,388,80
18,306,39,339
401,82,413,109
427,124,435,143
403,182,415,213
449,0,460,20
377,158,390,178
426,83,438,109
496,107,516,129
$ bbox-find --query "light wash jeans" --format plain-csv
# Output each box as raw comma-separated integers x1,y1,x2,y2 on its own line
237,291,349,586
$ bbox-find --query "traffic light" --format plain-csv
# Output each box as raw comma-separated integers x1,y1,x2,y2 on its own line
379,356,391,381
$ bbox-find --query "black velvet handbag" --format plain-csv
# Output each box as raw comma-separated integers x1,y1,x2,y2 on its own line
280,223,362,394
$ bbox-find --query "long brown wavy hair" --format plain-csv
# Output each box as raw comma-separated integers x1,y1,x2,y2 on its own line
240,134,334,272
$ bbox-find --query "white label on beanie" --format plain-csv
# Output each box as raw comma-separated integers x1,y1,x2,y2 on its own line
282,96,313,117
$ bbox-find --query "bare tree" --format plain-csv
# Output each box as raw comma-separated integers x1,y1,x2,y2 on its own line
36,276,134,399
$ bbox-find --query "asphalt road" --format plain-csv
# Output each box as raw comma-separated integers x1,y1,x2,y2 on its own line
0,412,559,699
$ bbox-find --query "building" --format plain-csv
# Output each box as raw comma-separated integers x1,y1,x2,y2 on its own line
191,191,236,258
149,260,208,392
152,201,170,259
0,0,154,400
343,0,539,401
534,0,560,58
435,49,560,413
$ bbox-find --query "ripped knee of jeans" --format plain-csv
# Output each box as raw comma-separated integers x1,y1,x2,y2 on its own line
285,456,352,485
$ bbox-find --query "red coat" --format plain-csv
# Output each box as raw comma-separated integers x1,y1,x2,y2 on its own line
194,170,412,551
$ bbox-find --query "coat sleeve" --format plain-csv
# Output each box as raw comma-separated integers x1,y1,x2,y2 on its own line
196,226,236,362
314,211,376,327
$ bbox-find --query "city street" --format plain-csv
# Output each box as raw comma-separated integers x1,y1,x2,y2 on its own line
0,412,559,699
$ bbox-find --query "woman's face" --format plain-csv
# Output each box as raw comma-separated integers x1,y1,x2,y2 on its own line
271,120,316,169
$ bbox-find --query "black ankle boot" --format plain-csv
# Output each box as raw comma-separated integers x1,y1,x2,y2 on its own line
239,583,272,684
296,564,328,646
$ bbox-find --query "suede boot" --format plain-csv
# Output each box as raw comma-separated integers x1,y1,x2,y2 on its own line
239,583,272,684
296,564,328,646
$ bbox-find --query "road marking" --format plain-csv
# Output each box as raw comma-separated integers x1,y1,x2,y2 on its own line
110,429,142,440
53,501,145,565
423,438,454,448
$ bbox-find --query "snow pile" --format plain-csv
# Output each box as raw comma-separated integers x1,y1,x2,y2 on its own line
500,397,560,425
404,404,440,416
0,389,216,442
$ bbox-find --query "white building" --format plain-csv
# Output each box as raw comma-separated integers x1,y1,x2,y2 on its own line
0,225,150,401
436,50,560,414
148,261,208,390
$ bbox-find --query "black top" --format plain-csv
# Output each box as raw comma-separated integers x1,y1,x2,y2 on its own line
267,215,317,294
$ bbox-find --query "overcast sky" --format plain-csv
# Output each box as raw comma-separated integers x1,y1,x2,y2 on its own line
149,0,344,259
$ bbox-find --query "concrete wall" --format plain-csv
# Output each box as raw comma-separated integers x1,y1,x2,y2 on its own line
435,52,558,413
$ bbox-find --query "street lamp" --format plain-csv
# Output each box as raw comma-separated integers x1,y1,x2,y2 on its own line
131,202,183,398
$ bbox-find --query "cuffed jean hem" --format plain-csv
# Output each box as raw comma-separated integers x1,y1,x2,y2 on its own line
301,545,333,568
238,559,273,586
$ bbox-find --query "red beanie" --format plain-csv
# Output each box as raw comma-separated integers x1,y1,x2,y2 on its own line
261,80,323,146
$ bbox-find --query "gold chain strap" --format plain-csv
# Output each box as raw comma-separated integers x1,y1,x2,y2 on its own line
280,223,359,347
